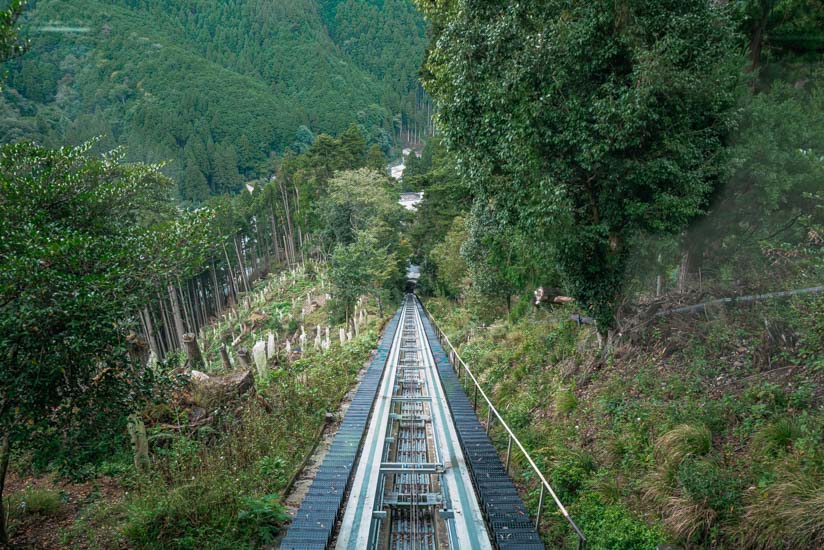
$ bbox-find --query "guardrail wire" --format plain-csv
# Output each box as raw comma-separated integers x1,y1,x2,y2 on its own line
421,303,587,550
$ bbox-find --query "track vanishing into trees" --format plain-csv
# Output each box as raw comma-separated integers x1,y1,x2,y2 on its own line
281,295,546,550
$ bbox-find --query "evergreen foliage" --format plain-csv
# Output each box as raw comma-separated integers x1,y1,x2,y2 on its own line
0,0,429,200
420,0,742,331
0,141,213,474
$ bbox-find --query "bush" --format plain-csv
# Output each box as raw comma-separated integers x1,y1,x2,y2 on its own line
753,417,802,456
655,424,712,474
554,387,578,416
568,493,663,550
738,464,824,549
8,487,63,519
549,451,596,503
676,457,742,524
237,494,289,545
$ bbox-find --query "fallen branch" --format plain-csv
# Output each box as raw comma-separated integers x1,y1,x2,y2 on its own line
655,285,824,317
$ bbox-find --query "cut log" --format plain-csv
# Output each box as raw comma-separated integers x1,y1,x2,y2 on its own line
534,286,574,306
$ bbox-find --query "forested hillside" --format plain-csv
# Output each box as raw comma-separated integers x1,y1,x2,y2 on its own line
0,0,429,202
1,0,823,548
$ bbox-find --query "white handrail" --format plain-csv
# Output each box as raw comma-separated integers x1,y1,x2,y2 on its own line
421,301,587,548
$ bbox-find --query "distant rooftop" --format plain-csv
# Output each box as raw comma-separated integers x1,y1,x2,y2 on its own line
399,191,424,211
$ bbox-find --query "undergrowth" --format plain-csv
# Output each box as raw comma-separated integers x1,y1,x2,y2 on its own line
427,293,824,549
54,268,387,549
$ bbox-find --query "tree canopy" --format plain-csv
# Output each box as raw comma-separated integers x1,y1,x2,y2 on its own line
0,142,213,473
420,0,741,331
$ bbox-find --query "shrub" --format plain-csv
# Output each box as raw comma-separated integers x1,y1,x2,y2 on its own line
568,493,663,550
8,487,63,518
647,456,742,544
753,417,802,456
676,457,742,524
554,387,578,416
737,463,824,549
655,424,712,473
549,451,596,503
237,494,289,545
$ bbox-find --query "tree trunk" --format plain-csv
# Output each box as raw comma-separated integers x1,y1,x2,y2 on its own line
141,307,159,358
183,333,205,371
149,305,166,359
270,209,282,264
749,13,769,73
283,234,292,266
196,277,207,330
0,432,10,546
278,181,296,266
168,284,186,348
234,236,250,293
597,328,617,361
298,226,306,265
222,243,238,305
678,244,703,294
178,279,193,336
211,262,222,314
157,293,174,354
157,294,171,353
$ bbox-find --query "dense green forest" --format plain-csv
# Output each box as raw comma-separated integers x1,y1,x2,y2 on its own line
1,0,823,548
0,0,430,202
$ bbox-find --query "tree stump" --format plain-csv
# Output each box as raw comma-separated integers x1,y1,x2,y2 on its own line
183,332,205,371
237,347,252,369
127,414,150,474
219,343,232,370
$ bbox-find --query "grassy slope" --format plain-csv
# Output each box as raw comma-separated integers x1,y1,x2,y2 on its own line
426,294,823,549
6,266,390,549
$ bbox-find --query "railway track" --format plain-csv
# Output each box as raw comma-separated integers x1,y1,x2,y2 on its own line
281,295,545,550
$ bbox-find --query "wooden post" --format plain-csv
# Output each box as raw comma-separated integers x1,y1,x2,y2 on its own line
182,332,205,371
127,414,150,474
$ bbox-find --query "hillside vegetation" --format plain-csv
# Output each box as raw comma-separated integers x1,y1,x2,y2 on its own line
0,0,429,201
425,293,823,548
411,0,824,547
1,0,823,548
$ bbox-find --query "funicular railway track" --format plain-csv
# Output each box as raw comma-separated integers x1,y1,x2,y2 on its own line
281,295,550,550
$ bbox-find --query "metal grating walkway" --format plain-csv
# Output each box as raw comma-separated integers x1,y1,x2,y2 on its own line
280,310,402,550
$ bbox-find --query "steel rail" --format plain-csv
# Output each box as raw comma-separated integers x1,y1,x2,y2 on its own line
420,301,588,549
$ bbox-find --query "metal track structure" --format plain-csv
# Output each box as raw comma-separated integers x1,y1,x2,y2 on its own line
282,295,553,549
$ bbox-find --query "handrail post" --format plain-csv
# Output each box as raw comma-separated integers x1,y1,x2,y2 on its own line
505,435,512,473
473,385,478,411
536,485,545,528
